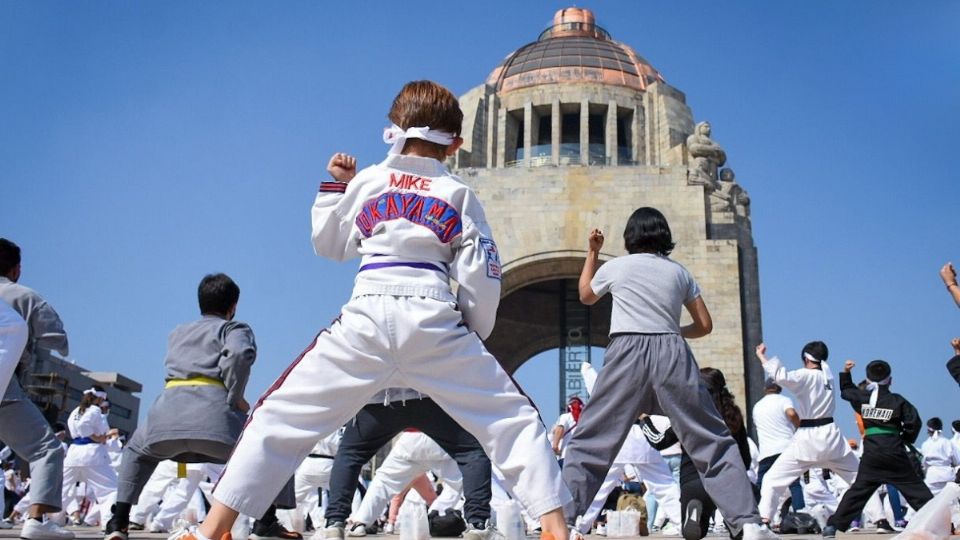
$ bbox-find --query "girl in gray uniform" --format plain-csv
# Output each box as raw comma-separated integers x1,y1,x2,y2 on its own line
561,208,775,540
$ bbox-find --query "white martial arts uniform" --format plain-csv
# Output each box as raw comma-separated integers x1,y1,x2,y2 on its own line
63,405,118,524
283,431,346,532
211,153,570,521
350,431,462,526
920,433,960,495
554,413,577,460
757,357,859,521
129,460,205,532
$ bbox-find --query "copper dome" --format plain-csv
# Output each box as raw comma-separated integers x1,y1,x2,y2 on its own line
486,8,664,93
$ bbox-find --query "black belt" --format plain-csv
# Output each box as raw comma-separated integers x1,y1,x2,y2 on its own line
799,417,833,428
308,453,334,459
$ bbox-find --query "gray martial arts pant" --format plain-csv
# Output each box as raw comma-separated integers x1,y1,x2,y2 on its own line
0,384,65,512
117,437,296,512
561,333,760,535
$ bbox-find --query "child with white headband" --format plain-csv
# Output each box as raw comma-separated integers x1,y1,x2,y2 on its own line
822,359,933,536
63,385,118,527
179,80,572,540
754,341,860,528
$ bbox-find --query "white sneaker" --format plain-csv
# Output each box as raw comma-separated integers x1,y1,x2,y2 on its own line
660,522,681,536
382,522,395,535
316,522,344,540
20,519,76,540
345,522,367,537
0,520,13,530
741,523,779,540
464,523,502,540
595,524,607,537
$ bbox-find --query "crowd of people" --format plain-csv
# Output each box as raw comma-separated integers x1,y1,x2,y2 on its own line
0,80,958,540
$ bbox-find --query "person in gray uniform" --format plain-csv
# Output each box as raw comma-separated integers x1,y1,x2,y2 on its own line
104,273,298,540
0,239,74,540
560,209,776,540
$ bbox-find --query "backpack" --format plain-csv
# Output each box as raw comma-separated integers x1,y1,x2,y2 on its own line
427,509,466,537
616,492,648,522
779,501,821,535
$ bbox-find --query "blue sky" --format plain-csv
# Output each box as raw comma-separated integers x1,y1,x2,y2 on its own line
2,1,958,444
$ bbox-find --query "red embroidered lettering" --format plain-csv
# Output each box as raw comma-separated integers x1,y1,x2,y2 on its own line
389,173,402,188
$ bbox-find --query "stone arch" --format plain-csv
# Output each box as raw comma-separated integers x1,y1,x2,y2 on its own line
486,253,612,374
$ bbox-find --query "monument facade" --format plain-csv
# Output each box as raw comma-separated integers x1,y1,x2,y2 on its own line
451,7,764,416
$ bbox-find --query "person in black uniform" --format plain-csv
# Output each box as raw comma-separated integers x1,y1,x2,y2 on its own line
822,359,933,537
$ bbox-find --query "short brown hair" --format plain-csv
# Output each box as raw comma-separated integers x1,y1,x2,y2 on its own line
388,81,463,155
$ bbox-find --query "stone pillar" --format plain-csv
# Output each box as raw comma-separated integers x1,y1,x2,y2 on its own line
606,100,618,166
580,99,589,165
497,106,507,168
551,99,561,166
486,95,498,169
633,103,644,165
523,101,533,168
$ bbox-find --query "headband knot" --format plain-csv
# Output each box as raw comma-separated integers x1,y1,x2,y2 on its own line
383,125,456,155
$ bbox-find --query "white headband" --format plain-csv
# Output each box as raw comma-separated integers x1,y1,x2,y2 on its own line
383,125,456,155
803,353,834,384
865,376,891,408
84,389,108,400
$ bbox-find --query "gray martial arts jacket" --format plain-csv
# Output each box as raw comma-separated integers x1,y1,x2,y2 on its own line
0,277,69,402
135,315,255,457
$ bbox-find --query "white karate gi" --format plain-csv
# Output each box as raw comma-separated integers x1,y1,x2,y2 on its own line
129,460,205,532
350,431,463,526
63,405,117,524
211,153,570,521
757,357,859,521
921,434,960,495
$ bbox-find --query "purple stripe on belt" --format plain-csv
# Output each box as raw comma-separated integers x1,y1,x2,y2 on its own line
359,262,445,273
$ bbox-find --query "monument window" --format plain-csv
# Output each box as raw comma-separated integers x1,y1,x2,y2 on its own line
560,109,580,162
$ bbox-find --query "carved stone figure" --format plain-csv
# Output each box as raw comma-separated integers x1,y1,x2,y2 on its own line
687,121,726,188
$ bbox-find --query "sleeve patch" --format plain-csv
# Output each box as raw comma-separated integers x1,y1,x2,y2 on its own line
319,181,347,193
479,238,501,280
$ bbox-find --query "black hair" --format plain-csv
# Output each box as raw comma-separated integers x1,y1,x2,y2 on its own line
0,239,21,276
928,417,943,431
198,273,240,316
801,341,829,363
866,360,891,382
952,419,960,432
700,367,744,434
623,207,676,256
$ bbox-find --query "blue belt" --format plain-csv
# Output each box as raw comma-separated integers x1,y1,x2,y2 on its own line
358,261,446,273
72,437,95,445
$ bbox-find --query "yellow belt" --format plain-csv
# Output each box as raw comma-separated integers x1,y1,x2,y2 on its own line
164,376,226,389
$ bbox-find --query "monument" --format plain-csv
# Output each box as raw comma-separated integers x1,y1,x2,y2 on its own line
451,7,763,417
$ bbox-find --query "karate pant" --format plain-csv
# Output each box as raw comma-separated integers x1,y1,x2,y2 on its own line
561,334,761,536
0,394,65,512
579,462,681,533
62,456,117,525
827,444,932,531
758,429,859,521
130,460,204,531
756,454,804,511
291,455,334,530
351,440,462,525
327,398,490,527
214,295,567,520
925,465,955,496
